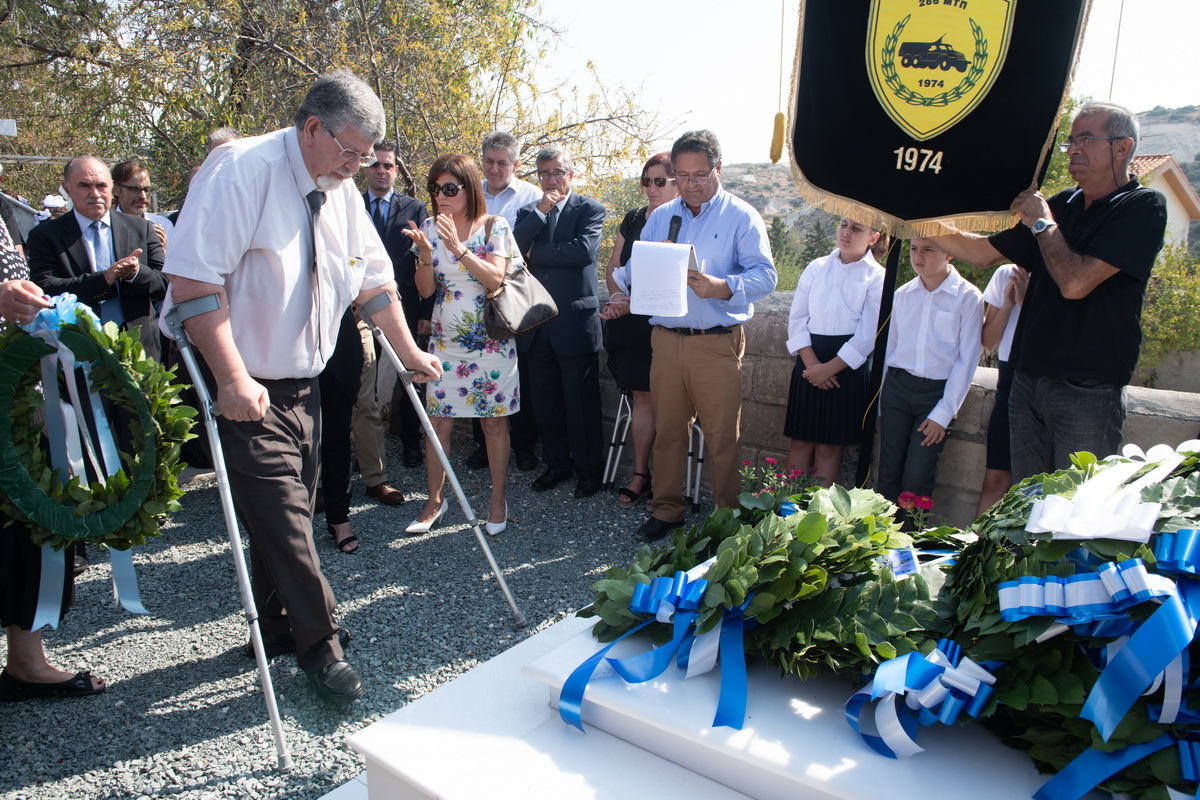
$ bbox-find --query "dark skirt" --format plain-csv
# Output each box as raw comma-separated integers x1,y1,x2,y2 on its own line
1,514,74,630
985,360,1014,471
783,333,869,445
604,313,653,393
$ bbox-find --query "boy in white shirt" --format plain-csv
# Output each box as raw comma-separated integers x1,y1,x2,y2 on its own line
877,238,984,513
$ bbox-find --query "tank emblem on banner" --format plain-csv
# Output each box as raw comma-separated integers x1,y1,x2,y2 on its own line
867,0,1016,141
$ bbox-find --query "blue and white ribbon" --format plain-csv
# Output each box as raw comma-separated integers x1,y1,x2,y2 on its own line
845,639,1001,758
561,556,756,732
21,295,146,627
998,559,1176,625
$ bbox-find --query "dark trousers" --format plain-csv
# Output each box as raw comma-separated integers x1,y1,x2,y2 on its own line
1008,370,1126,483
215,376,343,673
389,298,427,448
524,336,602,476
319,311,363,524
877,368,948,502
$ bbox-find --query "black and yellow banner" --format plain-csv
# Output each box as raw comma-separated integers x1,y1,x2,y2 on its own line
790,0,1090,235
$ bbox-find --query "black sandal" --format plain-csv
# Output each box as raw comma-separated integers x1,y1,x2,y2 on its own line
328,522,359,554
617,472,652,509
0,668,106,702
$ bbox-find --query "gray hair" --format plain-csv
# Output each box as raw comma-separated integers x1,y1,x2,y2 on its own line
293,69,385,142
535,145,572,171
482,131,520,163
206,127,241,152
672,130,722,168
1075,101,1139,167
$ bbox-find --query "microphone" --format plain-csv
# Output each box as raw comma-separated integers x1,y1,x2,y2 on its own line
667,215,682,243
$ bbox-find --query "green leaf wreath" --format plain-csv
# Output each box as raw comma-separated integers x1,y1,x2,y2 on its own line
0,315,196,551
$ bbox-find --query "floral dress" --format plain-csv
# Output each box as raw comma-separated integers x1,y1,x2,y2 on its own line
418,215,521,418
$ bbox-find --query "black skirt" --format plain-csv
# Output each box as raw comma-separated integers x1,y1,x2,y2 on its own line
783,333,869,445
985,360,1014,471
604,313,653,393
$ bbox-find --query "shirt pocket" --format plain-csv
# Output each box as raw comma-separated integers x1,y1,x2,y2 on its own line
932,310,957,344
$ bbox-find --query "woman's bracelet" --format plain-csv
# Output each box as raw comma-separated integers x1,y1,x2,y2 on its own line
609,291,627,302
418,257,432,267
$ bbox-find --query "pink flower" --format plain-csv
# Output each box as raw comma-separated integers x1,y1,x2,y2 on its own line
764,457,777,464
914,496,934,511
742,460,751,466
897,491,918,511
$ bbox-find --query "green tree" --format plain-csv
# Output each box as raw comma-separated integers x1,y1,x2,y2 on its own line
799,217,834,266
768,215,802,289
1137,243,1200,386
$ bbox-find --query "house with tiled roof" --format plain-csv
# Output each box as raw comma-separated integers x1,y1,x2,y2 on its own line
1130,153,1200,244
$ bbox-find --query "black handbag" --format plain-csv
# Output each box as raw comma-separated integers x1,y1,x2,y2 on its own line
482,216,558,338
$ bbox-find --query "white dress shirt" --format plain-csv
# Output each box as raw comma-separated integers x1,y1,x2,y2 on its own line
884,267,984,428
162,126,392,380
786,248,884,369
117,207,174,242
482,178,542,227
981,264,1022,362
74,209,112,272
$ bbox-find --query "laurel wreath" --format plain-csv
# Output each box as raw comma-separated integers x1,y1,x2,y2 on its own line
0,316,196,551
881,15,988,108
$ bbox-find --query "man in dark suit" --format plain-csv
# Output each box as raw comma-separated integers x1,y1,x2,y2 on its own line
364,141,430,472
513,146,606,498
27,156,166,360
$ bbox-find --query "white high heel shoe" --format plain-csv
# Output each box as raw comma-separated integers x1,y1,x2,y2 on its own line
405,499,448,535
485,502,508,536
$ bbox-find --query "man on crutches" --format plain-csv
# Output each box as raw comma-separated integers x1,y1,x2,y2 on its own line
161,70,442,705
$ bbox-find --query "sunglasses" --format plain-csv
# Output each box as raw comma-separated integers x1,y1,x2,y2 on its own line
640,176,676,188
427,182,465,198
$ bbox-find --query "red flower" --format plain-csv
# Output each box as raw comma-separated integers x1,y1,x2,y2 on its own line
764,457,777,464
897,491,917,511
914,495,934,511
742,460,751,466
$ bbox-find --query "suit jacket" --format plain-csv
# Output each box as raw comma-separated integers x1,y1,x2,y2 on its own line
363,190,431,321
27,211,167,360
513,192,605,355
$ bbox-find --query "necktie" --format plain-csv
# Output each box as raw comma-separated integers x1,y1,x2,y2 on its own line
307,189,325,272
90,221,124,326
545,205,558,242
372,197,386,236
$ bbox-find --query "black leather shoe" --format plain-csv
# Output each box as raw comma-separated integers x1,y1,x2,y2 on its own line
73,553,90,577
402,444,424,468
307,660,365,704
466,446,489,470
634,516,683,543
244,628,351,659
532,469,573,492
573,475,601,499
514,449,539,472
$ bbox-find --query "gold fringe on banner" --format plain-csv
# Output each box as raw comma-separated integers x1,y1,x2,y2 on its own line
785,0,1094,240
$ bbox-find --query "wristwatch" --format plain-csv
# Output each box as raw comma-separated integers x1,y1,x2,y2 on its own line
1031,218,1056,236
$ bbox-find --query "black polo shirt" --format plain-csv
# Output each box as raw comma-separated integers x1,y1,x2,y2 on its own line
988,180,1166,386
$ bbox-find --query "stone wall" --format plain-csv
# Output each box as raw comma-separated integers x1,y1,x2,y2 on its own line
598,291,1200,529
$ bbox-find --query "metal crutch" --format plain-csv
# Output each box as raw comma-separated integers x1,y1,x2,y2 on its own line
163,296,293,772
358,293,526,627
601,390,633,490
686,421,707,512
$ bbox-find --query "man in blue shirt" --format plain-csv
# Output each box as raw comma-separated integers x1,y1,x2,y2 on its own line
611,130,777,541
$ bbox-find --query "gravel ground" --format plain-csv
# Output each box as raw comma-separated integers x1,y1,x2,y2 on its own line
1,427,705,799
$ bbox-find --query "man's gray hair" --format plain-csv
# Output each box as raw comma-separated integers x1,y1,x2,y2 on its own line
482,131,520,162
206,127,241,152
1075,101,1139,166
535,145,572,171
294,69,385,142
671,130,722,168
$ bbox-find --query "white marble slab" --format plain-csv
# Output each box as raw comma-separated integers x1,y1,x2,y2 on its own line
523,618,1105,800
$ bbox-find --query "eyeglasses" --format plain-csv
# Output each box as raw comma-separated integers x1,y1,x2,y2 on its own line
674,168,715,185
370,161,397,170
1060,135,1127,152
117,183,153,195
640,176,676,188
326,128,377,167
538,168,570,181
427,182,464,197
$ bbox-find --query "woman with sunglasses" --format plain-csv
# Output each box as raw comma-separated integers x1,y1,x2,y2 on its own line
598,153,678,509
402,154,521,536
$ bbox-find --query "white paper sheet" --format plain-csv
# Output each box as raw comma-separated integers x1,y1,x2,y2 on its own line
629,241,698,317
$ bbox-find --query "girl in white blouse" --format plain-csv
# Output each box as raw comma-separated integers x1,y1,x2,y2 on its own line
783,218,885,486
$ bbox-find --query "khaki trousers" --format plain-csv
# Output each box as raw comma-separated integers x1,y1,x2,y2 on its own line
351,319,389,487
649,326,745,522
